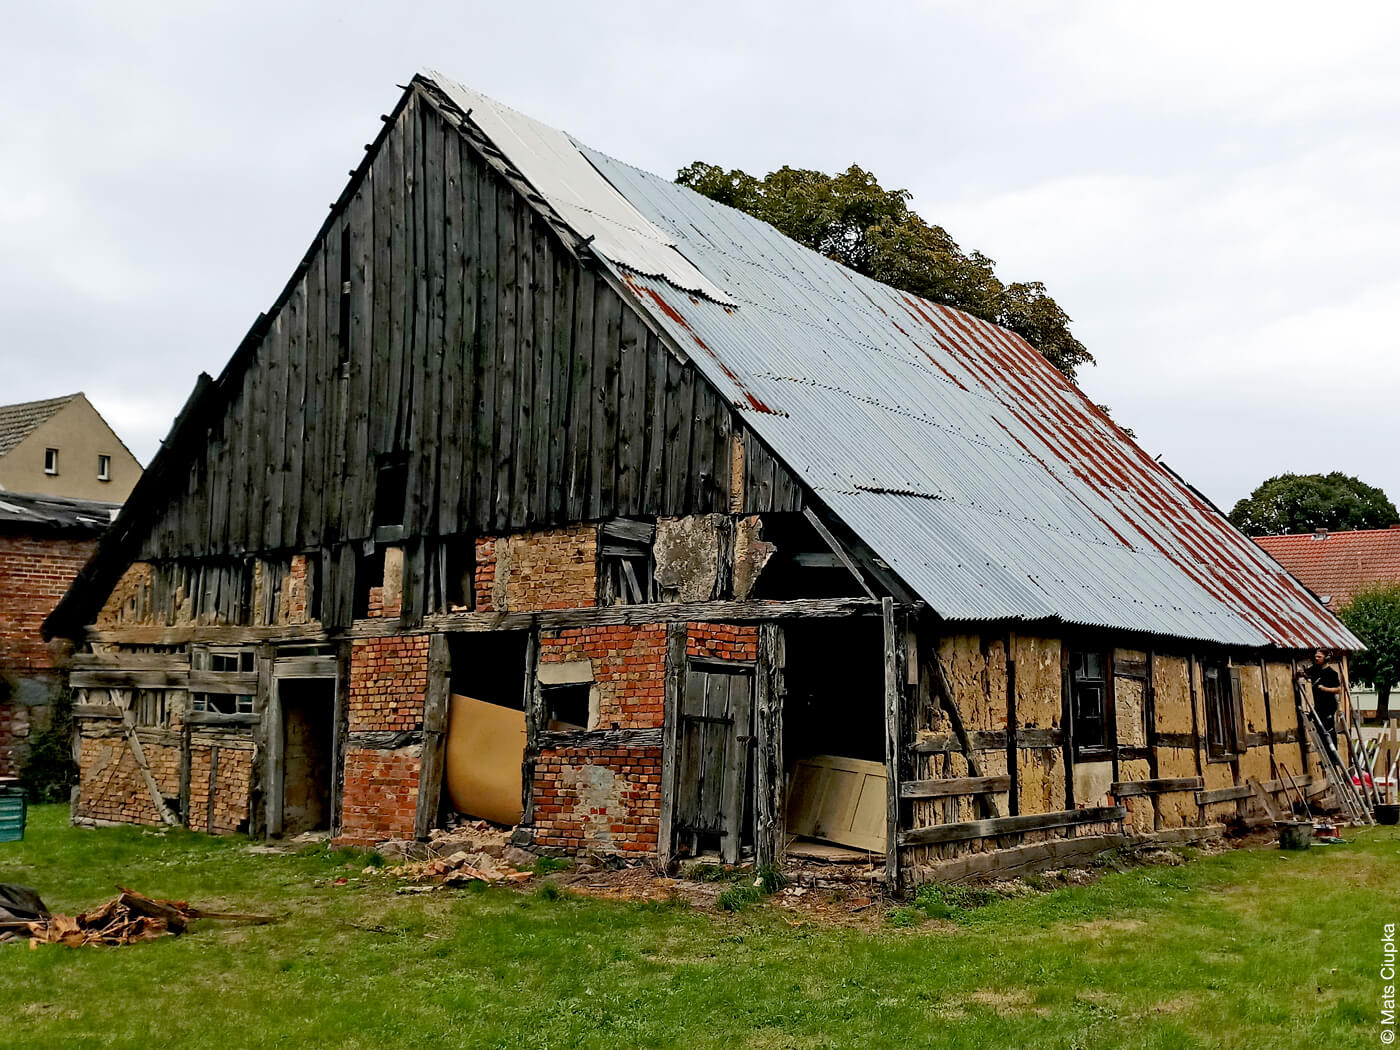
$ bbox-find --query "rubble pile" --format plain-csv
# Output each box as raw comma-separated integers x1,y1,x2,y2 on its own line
380,850,534,886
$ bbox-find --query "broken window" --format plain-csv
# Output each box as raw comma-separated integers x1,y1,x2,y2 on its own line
1069,650,1111,758
598,519,657,605
1202,663,1244,760
191,692,254,716
191,647,257,717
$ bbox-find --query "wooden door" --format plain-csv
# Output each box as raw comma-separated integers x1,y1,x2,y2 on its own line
673,661,754,863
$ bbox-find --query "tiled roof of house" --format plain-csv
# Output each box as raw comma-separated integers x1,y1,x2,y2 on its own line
1255,527,1400,609
0,394,79,458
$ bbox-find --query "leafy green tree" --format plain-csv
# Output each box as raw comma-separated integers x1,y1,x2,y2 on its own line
1338,583,1400,720
675,162,1093,381
1228,473,1399,536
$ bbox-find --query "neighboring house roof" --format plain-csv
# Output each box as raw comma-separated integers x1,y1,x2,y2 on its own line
0,490,120,535
1255,528,1400,610
0,394,79,458
427,74,1356,651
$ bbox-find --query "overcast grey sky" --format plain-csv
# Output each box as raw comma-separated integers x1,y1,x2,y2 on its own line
2,1,1396,511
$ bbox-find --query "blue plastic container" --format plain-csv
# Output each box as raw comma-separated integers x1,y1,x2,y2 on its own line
0,786,26,842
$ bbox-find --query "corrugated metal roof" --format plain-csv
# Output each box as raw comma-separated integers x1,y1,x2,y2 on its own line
428,73,734,306
420,73,1360,651
1256,528,1400,609
0,393,78,458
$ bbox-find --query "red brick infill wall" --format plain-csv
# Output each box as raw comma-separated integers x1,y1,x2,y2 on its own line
539,624,667,729
338,635,429,845
475,525,597,612
531,747,662,853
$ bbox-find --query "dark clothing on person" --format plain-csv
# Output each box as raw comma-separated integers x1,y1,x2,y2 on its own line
1305,663,1341,744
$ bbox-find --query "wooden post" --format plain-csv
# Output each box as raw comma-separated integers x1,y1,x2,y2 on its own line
882,598,904,890
657,622,688,869
1005,633,1018,817
520,628,542,823
251,642,274,838
414,633,451,839
754,623,785,869
265,676,285,838
329,640,352,839
1145,650,1158,830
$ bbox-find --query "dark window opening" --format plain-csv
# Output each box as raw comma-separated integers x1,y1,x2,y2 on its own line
373,455,410,529
97,454,111,481
745,513,866,600
352,545,387,619
543,682,591,730
442,538,476,612
448,631,528,710
1069,650,1111,758
44,447,59,475
1202,663,1243,760
599,519,657,605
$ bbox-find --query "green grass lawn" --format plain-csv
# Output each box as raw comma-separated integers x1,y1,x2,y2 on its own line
1,806,1396,1049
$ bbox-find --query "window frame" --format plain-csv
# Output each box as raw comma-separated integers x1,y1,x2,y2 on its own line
44,447,59,475
1201,661,1244,761
597,519,658,606
1068,648,1115,760
97,453,111,481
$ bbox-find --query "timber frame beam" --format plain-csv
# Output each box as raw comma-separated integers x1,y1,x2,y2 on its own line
85,597,897,647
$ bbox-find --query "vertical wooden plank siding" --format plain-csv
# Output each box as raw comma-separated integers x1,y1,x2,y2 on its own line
122,87,801,611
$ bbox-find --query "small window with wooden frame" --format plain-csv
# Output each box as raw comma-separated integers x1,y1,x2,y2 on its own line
190,646,258,716
1201,662,1244,760
598,519,657,606
1069,649,1113,759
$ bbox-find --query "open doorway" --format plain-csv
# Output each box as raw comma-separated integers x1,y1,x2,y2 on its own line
781,619,886,855
279,678,335,835
442,632,529,826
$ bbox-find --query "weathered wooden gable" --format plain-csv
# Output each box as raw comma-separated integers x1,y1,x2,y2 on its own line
86,85,800,628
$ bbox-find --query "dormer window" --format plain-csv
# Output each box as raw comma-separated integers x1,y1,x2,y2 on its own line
97,454,111,482
44,448,58,475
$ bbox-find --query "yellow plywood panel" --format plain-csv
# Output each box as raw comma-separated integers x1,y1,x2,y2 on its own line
786,754,887,853
444,694,526,825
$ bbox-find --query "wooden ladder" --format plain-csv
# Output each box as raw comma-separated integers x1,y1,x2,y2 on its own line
1295,680,1373,825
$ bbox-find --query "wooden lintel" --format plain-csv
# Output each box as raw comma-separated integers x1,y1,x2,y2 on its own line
70,669,189,691
536,727,663,750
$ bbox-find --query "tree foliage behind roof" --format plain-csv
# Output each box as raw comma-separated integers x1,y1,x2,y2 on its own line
1228,472,1400,536
1338,583,1400,710
675,162,1093,382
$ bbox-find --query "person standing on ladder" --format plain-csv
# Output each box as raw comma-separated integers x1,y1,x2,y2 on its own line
1300,648,1343,746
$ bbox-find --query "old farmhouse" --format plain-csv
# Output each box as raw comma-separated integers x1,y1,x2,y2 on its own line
46,73,1360,885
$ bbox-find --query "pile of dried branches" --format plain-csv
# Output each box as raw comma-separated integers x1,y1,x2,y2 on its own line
2,887,275,947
